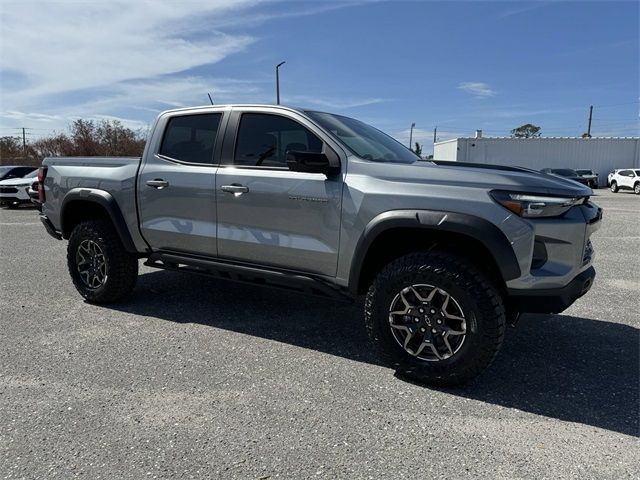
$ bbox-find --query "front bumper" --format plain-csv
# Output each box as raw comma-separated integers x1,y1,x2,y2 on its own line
508,266,595,314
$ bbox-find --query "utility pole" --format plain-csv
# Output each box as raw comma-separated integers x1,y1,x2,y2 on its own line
586,105,593,137
276,61,286,105
22,127,26,158
433,126,437,144
409,122,415,148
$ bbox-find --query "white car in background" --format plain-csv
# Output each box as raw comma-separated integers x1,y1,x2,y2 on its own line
609,169,640,194
0,169,39,208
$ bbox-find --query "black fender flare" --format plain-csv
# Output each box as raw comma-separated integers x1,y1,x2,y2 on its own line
60,188,137,253
348,209,521,294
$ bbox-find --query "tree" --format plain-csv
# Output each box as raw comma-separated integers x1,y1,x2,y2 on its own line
0,136,23,163
510,124,541,138
413,142,423,157
0,119,148,167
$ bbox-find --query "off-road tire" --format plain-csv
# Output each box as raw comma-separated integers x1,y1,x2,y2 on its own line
610,181,618,193
67,220,138,303
364,252,506,386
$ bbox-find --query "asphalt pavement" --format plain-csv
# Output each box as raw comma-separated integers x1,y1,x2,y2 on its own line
1,189,638,479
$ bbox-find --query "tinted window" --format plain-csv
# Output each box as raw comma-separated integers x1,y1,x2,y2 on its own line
234,113,323,167
306,111,419,164
160,113,221,164
552,169,578,176
619,170,632,176
17,167,36,177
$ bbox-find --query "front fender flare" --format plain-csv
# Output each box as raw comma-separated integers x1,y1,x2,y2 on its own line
348,209,521,294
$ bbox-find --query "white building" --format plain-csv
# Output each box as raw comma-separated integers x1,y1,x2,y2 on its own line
433,134,640,187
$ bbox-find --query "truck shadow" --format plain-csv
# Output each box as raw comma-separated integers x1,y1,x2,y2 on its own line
114,270,639,437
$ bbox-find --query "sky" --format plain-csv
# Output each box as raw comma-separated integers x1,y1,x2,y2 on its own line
0,0,638,152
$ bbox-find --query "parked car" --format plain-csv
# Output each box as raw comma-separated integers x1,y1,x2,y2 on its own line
36,104,602,386
540,168,591,186
0,169,39,208
609,169,640,194
575,169,599,189
0,165,36,181
607,169,620,187
27,180,41,209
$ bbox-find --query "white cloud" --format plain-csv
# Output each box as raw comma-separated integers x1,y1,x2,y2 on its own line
0,0,263,134
0,1,257,97
0,0,377,137
458,82,496,98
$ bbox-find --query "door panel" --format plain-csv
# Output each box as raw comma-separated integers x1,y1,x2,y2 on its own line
216,167,342,275
137,111,223,256
138,161,217,255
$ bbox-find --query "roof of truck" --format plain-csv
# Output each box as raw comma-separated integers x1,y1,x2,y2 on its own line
160,104,307,115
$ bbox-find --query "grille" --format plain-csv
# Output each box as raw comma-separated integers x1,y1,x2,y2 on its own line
0,187,18,194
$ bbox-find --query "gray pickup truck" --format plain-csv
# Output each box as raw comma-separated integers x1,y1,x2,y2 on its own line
37,104,602,385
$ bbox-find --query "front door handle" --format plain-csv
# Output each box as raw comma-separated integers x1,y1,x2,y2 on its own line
146,179,169,189
221,184,249,194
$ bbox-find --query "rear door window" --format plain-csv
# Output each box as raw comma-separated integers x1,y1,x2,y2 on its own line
160,113,222,164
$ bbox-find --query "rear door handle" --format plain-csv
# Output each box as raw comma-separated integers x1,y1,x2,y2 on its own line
221,184,249,194
146,179,169,189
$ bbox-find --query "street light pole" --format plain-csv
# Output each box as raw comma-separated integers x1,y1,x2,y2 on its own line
276,61,286,105
409,122,415,149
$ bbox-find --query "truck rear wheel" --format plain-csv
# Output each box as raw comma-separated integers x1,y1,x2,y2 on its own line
67,220,138,303
364,252,506,386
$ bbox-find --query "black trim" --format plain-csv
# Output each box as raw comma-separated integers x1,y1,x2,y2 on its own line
39,214,62,240
508,266,595,314
348,210,521,293
60,189,137,253
145,251,353,302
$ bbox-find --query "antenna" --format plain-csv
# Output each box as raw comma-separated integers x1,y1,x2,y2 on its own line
207,93,214,105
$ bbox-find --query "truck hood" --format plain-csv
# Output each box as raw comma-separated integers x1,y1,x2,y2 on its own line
355,159,593,198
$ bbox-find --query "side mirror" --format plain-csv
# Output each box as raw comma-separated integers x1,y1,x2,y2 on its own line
286,150,339,176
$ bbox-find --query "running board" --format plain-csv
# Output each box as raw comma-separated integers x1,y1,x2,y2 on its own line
144,252,353,303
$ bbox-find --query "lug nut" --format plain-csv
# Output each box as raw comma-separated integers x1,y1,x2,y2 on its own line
430,309,436,314
436,319,442,324
418,308,424,313
432,328,437,333
420,327,426,333
414,318,420,323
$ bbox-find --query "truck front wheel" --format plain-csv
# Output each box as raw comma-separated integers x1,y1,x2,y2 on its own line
365,252,506,386
67,220,138,303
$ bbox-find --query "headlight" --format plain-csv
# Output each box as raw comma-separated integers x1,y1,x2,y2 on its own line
490,191,585,218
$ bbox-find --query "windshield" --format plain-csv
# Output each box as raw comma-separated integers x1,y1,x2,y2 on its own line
575,169,592,175
634,170,640,176
552,169,578,177
305,111,419,164
24,170,38,178
0,167,12,175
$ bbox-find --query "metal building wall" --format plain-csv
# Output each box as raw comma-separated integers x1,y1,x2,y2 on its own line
434,137,640,186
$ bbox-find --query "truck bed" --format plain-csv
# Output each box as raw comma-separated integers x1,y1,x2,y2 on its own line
41,156,145,250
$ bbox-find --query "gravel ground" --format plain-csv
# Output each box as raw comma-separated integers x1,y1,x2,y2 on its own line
0,189,638,479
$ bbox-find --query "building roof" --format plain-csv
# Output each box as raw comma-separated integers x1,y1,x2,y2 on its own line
435,136,639,145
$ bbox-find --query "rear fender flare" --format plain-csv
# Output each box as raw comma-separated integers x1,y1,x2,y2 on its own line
60,188,137,253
